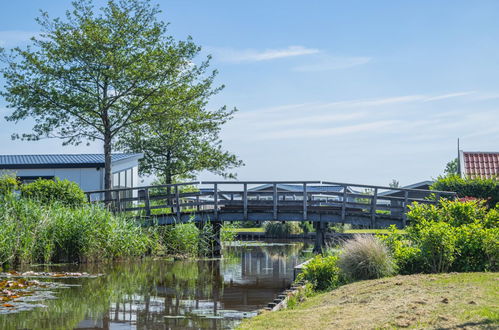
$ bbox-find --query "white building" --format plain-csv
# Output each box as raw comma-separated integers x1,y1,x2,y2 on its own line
0,153,143,192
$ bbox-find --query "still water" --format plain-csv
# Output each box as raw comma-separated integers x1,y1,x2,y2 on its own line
0,240,312,329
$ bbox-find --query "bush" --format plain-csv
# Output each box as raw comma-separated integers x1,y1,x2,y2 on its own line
408,198,494,228
382,200,499,274
432,175,499,206
264,221,302,238
297,254,342,291
0,174,19,196
408,220,457,273
378,226,422,275
338,235,396,281
21,178,87,206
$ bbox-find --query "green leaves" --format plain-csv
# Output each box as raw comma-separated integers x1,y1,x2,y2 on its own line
0,0,239,190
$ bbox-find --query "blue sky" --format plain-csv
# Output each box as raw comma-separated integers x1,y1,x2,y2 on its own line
1,0,498,186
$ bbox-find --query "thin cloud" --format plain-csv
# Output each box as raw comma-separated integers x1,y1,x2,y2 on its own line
293,56,371,72
0,30,38,47
257,120,399,140
423,91,475,102
240,92,474,119
209,45,319,63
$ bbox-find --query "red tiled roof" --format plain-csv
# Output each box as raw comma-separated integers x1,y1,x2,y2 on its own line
462,152,499,179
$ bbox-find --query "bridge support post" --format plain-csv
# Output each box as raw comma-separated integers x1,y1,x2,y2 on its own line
313,222,326,253
211,220,223,258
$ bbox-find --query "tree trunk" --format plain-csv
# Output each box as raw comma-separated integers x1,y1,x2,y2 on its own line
104,128,112,203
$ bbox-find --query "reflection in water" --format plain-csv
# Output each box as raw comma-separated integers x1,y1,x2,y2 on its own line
0,240,311,329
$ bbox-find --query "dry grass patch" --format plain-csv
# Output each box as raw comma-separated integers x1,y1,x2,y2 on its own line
238,273,498,329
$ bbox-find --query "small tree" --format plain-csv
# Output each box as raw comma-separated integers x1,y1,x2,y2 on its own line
444,158,459,176
389,179,400,188
120,73,243,186
0,0,207,196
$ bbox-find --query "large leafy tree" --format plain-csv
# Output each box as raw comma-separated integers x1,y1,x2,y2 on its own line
0,0,206,194
119,67,243,185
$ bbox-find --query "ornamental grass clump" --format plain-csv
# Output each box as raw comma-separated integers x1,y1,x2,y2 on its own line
338,235,396,281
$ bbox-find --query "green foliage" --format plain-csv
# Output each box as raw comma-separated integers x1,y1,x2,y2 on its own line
297,255,342,291
444,158,459,175
378,226,421,275
0,174,18,196
162,223,201,257
0,193,152,265
338,235,397,281
0,0,239,191
286,283,315,309
382,200,499,274
432,175,499,206
299,221,313,234
20,178,87,206
408,220,457,273
264,221,302,238
407,198,493,228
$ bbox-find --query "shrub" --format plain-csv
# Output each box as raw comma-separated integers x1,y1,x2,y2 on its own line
297,254,342,291
378,225,422,275
0,174,19,196
452,223,498,272
21,178,87,206
264,221,302,238
408,220,458,273
407,198,492,228
383,200,498,274
432,175,499,206
338,235,396,281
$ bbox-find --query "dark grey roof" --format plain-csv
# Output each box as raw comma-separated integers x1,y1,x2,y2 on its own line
378,180,434,196
249,184,352,193
0,153,142,169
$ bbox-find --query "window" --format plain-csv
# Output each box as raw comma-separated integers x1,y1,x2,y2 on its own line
112,172,119,188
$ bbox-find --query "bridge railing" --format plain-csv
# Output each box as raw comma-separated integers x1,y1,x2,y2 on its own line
84,180,456,226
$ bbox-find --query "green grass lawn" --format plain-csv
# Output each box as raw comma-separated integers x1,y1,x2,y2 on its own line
238,272,499,329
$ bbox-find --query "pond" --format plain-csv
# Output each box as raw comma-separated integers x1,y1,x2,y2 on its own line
0,240,312,329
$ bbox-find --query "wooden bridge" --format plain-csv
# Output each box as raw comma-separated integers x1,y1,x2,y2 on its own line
85,180,455,253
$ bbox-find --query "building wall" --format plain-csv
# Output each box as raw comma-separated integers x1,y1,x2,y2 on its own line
2,168,103,191
1,158,140,193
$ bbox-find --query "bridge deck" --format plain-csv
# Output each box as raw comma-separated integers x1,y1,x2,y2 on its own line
85,180,455,229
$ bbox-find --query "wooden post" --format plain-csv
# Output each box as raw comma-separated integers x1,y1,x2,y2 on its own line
86,193,91,204
243,183,248,220
196,195,200,212
212,220,223,258
273,183,278,220
371,188,378,228
303,183,308,221
214,183,218,220
313,222,324,253
144,188,151,217
175,185,181,221
115,190,121,213
341,185,347,221
402,190,409,227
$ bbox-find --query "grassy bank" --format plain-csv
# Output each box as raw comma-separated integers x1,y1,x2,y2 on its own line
239,272,499,329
